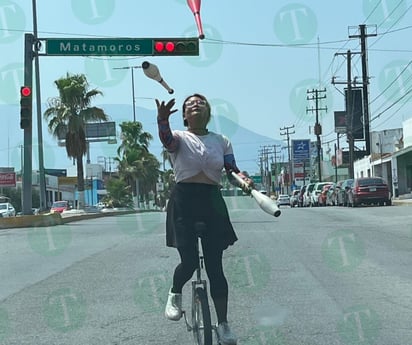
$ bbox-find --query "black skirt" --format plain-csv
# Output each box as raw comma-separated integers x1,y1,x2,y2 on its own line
166,183,238,250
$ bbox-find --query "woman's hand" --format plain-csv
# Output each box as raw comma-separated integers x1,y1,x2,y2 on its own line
241,176,255,194
156,98,178,120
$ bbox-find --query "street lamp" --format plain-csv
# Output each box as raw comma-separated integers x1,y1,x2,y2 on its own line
114,61,174,122
113,65,142,122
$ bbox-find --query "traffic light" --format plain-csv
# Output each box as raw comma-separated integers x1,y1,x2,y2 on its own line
20,86,32,129
153,38,199,56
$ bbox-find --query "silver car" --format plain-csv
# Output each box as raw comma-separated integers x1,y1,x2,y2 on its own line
0,202,16,217
276,194,290,207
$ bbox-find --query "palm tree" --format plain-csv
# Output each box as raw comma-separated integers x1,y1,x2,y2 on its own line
116,121,161,207
44,73,109,209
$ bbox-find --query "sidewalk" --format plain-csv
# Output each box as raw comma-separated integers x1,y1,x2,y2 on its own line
392,193,412,206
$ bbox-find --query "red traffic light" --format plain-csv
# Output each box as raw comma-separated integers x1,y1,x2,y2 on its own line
20,86,32,97
154,41,164,53
165,41,175,52
152,38,199,56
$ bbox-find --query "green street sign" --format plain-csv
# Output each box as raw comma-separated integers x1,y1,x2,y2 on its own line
251,175,262,183
44,37,199,56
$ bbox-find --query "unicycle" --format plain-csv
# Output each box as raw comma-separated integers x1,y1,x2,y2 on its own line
182,222,214,345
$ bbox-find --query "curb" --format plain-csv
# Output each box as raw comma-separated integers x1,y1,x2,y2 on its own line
0,213,63,229
392,199,412,206
0,209,160,230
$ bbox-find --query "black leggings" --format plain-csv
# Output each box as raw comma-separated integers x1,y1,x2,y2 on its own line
172,241,228,301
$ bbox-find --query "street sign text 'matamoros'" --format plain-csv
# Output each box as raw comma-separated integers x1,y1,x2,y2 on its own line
45,38,154,56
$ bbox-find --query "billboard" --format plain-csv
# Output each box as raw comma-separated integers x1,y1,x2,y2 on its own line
345,88,364,140
292,139,310,163
0,172,16,187
334,111,346,134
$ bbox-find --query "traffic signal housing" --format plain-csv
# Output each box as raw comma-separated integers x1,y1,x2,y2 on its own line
20,86,32,129
153,37,199,56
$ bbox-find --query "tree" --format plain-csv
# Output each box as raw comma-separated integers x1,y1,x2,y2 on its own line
102,178,133,208
116,121,160,206
44,73,109,209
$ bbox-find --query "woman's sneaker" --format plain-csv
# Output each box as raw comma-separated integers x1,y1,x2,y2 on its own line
216,321,237,345
165,288,182,321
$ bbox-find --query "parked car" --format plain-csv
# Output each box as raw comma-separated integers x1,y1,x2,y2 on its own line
290,190,300,207
298,185,307,207
318,183,334,206
0,202,16,217
50,200,71,213
310,182,333,207
347,177,392,207
276,194,290,207
338,179,354,206
303,183,315,207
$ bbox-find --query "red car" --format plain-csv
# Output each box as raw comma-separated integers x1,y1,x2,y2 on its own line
50,200,71,213
348,177,391,207
317,183,333,206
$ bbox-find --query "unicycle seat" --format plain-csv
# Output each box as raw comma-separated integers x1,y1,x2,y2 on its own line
194,221,207,239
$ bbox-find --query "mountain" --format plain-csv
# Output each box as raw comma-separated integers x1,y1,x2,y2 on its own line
0,104,283,175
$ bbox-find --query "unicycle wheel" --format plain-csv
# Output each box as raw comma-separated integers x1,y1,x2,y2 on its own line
192,287,213,345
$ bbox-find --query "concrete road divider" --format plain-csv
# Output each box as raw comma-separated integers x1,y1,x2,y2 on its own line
0,213,63,229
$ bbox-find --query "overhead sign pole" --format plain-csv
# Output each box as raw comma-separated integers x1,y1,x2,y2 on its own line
21,35,199,214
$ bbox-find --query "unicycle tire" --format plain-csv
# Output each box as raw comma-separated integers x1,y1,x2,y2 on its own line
192,287,213,345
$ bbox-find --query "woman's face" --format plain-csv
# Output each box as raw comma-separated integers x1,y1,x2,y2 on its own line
183,96,210,128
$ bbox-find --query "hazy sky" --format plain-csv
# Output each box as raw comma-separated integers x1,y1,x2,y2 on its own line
1,0,411,175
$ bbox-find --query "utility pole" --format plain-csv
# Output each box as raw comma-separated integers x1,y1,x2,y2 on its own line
258,145,274,193
349,24,376,156
306,89,327,182
272,144,282,194
280,125,295,194
346,51,355,179
332,50,363,179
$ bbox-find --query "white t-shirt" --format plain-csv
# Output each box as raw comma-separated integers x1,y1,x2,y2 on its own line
169,130,233,184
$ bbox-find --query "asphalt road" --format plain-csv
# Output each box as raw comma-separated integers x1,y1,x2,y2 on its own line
1,198,412,345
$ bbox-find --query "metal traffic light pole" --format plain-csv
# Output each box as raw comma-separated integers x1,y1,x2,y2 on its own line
32,0,47,212
22,33,34,215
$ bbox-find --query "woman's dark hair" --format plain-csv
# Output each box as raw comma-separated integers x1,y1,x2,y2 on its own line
182,93,211,126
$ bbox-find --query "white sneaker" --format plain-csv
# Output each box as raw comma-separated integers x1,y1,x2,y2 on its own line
165,288,182,321
216,321,237,345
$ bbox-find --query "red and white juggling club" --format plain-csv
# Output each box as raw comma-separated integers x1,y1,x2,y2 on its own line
141,61,174,94
187,0,205,39
231,172,281,218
